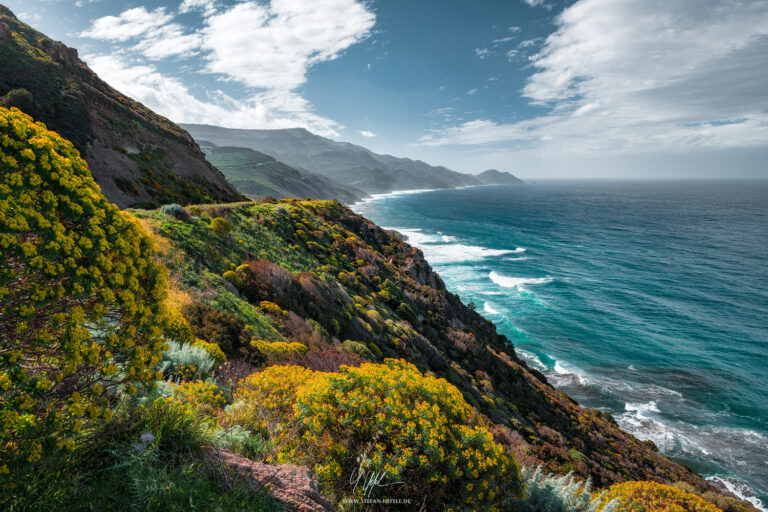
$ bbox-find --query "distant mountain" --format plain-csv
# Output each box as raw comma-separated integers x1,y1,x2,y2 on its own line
475,169,523,185
181,124,481,194
198,141,366,204
0,5,242,208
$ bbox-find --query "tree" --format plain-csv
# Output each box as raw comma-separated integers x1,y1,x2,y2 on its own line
0,107,169,478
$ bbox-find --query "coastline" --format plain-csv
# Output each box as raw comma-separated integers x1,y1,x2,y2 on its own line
349,183,768,511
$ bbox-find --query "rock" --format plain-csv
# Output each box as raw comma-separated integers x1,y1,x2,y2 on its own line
203,447,335,512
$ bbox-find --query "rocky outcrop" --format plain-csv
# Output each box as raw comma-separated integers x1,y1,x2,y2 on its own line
203,448,335,512
0,5,243,208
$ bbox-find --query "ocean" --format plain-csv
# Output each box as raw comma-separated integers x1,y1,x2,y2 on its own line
352,181,768,509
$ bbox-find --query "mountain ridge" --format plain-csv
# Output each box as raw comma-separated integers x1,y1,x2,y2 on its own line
182,123,486,194
0,5,243,208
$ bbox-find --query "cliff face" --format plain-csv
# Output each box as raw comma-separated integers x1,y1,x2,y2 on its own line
132,199,735,500
0,6,243,208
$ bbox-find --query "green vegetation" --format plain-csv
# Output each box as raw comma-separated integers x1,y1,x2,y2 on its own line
0,106,747,511
0,107,168,480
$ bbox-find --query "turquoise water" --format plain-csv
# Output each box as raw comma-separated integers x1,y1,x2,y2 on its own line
353,181,768,509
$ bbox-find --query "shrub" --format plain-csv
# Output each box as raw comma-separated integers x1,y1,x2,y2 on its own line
596,481,723,512
251,340,308,361
157,341,215,382
341,339,375,360
183,303,247,358
193,338,227,364
284,359,522,510
174,380,226,411
159,203,190,221
209,217,231,235
0,89,34,115
0,107,168,478
512,466,615,512
227,365,317,435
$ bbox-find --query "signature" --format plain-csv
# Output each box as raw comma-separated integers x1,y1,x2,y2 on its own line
349,467,404,497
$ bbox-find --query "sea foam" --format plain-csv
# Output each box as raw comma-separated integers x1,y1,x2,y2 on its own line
489,271,554,291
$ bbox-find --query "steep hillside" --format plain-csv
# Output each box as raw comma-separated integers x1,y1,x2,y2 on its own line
0,5,242,208
182,123,481,193
477,168,524,185
130,198,746,505
198,140,365,204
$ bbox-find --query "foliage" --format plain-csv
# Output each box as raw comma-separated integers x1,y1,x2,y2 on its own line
284,359,522,511
251,339,308,361
227,365,317,435
157,341,215,382
193,338,227,364
0,107,168,480
341,339,375,360
596,481,723,512
210,217,231,235
512,465,615,512
183,302,247,358
213,425,274,461
173,380,226,412
159,203,190,222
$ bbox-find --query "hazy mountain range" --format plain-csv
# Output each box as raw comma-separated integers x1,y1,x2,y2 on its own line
183,124,522,197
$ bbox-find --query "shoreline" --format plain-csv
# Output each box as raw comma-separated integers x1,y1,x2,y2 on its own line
352,183,768,511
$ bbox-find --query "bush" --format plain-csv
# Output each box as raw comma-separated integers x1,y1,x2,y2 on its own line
251,340,308,361
285,359,522,510
0,107,169,479
157,341,215,382
174,380,226,413
159,203,190,221
213,425,273,461
193,338,227,364
341,339,375,360
596,481,723,512
183,303,247,358
512,466,615,512
227,365,317,435
0,89,34,115
210,217,231,235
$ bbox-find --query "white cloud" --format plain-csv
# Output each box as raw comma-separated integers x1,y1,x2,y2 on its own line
179,0,217,17
80,7,173,42
474,48,490,59
201,0,375,90
508,26,521,33
466,88,478,95
79,0,375,135
522,0,552,9
418,0,768,155
360,130,376,137
85,54,342,136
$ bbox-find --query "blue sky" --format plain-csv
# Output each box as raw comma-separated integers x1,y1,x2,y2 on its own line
5,0,768,178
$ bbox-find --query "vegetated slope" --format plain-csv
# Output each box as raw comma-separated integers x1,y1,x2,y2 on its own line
198,140,366,204
131,198,741,502
476,169,524,185
182,123,481,193
0,5,242,208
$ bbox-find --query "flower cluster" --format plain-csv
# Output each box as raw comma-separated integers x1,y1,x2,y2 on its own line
227,364,317,435
596,481,723,512
285,359,521,510
174,380,226,412
0,107,168,480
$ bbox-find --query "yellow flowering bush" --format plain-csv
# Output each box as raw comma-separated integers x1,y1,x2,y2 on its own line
193,338,226,364
251,339,308,360
595,481,723,512
227,365,317,434
174,380,226,413
285,359,522,510
0,107,169,478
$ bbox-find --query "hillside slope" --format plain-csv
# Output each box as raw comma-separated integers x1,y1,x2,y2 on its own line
182,123,481,193
0,5,242,208
198,140,365,204
477,168,524,185
130,198,744,504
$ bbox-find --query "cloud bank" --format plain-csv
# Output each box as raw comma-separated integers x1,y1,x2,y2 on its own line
419,0,768,155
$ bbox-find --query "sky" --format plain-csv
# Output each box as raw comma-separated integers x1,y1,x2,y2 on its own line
5,0,768,178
